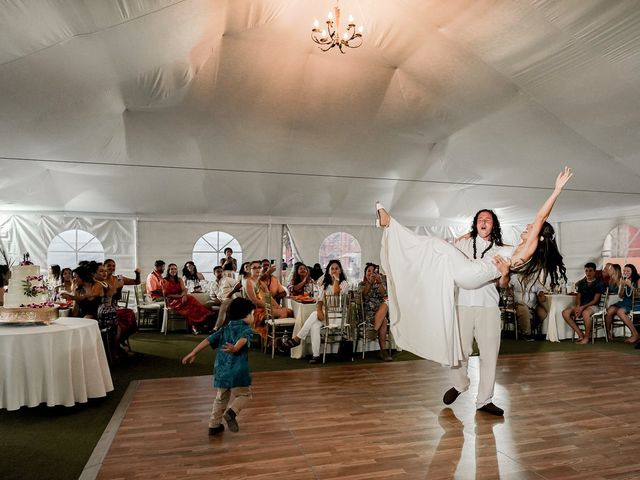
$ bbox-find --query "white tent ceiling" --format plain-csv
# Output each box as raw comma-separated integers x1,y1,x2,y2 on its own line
1,0,639,225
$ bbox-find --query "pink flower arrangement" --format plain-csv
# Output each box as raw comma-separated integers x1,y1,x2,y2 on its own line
19,301,55,308
22,277,48,297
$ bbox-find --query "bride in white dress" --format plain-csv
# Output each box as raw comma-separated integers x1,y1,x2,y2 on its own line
378,167,572,366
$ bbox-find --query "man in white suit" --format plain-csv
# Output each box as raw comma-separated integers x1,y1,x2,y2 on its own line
443,209,513,416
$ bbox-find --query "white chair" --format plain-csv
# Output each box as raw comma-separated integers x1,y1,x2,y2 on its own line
134,284,162,330
500,289,518,340
162,301,187,334
589,291,610,343
264,297,296,358
610,287,640,338
320,293,350,363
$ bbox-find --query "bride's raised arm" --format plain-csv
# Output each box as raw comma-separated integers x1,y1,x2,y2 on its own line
513,167,573,263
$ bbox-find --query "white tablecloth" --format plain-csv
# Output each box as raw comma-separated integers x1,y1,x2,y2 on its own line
0,317,113,411
543,294,576,341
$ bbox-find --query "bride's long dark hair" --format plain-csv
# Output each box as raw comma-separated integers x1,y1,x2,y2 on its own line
513,222,567,292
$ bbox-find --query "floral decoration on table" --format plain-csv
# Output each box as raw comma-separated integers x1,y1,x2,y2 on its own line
23,275,47,297
19,301,56,308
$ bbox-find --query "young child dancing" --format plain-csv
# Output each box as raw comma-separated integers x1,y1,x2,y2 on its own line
182,297,255,435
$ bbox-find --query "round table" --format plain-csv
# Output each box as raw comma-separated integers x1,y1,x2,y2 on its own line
0,317,114,411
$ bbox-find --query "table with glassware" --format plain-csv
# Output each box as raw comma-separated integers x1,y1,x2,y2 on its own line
0,317,113,411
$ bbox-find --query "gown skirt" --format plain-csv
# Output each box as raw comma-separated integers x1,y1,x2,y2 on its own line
380,218,500,366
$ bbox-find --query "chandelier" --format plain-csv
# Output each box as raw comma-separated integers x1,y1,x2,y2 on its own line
311,1,363,53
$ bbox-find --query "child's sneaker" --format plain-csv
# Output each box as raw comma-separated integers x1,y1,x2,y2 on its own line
224,408,239,432
208,424,224,435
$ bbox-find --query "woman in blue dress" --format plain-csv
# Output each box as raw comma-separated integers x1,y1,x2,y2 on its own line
605,264,640,343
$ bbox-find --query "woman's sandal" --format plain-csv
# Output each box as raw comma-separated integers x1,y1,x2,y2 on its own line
283,337,300,349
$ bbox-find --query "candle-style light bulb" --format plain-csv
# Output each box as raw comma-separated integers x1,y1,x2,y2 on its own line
313,19,319,28
348,14,354,23
328,11,333,20
321,29,327,38
358,25,364,33
343,32,349,40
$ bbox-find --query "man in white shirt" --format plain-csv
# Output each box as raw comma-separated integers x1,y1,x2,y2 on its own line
443,209,513,416
511,278,548,341
210,266,240,330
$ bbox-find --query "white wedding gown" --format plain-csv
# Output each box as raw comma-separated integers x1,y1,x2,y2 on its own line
380,218,502,366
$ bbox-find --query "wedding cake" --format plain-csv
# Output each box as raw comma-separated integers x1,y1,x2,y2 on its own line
0,254,58,324
4,264,47,307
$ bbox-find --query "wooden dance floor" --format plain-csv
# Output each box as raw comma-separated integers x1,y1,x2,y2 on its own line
96,351,640,480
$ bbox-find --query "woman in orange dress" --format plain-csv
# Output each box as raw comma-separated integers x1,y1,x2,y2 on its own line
162,263,213,334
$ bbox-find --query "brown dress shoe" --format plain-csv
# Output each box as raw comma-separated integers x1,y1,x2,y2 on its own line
477,402,504,416
443,387,461,405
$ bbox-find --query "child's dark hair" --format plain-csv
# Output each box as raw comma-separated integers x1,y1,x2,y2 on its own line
227,297,255,321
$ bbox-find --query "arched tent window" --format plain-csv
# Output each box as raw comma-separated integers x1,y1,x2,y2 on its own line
192,231,242,280
47,229,105,269
602,224,640,271
319,232,361,282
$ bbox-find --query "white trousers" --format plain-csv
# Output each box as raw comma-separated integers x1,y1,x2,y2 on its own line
450,305,501,408
297,311,322,357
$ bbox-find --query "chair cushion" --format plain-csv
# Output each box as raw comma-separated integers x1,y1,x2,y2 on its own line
140,304,162,310
267,318,296,326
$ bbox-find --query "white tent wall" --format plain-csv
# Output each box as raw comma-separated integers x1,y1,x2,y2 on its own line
558,215,640,283
136,220,282,277
286,224,382,279
0,214,136,274
1,212,637,288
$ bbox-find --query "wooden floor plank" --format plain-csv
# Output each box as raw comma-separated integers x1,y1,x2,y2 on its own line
97,351,640,479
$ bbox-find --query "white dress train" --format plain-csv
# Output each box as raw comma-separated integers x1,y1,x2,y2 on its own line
380,218,501,366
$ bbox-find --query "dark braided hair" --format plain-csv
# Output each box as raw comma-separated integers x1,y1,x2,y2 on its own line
470,210,504,259
514,222,567,293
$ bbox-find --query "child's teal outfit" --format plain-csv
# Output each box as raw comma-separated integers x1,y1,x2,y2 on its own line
207,319,254,430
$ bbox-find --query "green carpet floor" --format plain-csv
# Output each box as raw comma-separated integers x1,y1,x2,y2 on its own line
1,332,638,480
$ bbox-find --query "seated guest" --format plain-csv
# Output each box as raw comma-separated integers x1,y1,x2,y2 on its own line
56,267,73,298
562,262,606,344
243,261,268,338
284,260,350,364
511,278,548,341
359,263,392,361
48,264,61,289
146,260,166,301
63,265,103,319
605,264,622,294
220,247,238,272
260,259,289,305
287,262,315,296
211,265,240,330
243,261,293,341
598,262,613,286
309,263,324,282
182,261,204,292
220,261,236,280
162,263,214,335
104,259,141,354
605,264,640,343
210,266,238,306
